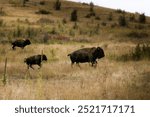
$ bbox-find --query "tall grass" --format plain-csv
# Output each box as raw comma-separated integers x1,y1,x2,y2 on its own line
116,44,150,61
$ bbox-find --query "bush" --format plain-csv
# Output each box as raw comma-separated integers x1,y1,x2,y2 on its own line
138,13,146,23
132,44,150,60
129,14,135,22
49,27,58,35
85,12,96,18
26,26,38,38
71,9,78,22
101,22,107,26
0,7,6,16
117,44,150,61
37,18,54,24
43,33,49,43
0,19,4,26
118,15,127,27
107,12,113,21
36,9,51,15
134,24,145,30
127,31,148,39
39,1,45,5
73,22,78,29
54,0,61,10
116,9,126,14
62,18,67,24
95,16,100,20
89,2,94,12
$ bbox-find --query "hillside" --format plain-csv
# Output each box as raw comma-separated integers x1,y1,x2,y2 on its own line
0,0,149,43
0,0,150,100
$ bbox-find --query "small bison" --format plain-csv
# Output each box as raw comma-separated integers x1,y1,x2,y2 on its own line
11,39,31,50
68,47,105,67
24,54,47,69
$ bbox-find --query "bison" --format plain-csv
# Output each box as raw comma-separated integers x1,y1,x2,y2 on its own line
24,54,47,69
11,39,31,50
68,47,105,67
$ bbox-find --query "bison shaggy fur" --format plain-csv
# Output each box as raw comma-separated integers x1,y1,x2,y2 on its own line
68,47,105,67
24,54,47,69
12,39,31,50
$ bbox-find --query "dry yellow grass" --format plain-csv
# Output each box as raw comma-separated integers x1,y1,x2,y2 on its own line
0,0,150,100
0,42,149,100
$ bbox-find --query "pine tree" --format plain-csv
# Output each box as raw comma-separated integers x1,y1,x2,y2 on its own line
54,0,61,10
118,15,127,27
89,2,94,12
138,13,146,23
71,9,78,22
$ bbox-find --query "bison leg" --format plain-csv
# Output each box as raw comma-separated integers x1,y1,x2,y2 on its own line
71,62,74,68
76,63,81,68
38,63,41,69
92,61,97,68
12,45,16,50
27,65,30,69
29,65,34,69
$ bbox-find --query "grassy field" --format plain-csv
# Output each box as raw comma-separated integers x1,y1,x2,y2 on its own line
0,0,150,99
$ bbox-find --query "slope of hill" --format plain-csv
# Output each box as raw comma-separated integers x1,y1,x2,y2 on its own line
0,0,149,43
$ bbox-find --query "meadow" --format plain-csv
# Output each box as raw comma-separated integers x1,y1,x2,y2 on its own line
0,0,150,99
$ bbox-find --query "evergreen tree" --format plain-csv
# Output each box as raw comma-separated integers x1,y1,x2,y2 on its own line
138,13,146,23
71,9,78,22
118,15,127,27
54,0,61,10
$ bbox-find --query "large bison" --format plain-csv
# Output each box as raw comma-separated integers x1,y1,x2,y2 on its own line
24,54,47,69
68,47,105,67
11,39,31,50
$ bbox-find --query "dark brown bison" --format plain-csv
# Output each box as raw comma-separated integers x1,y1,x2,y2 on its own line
68,47,105,67
12,39,31,50
24,54,47,69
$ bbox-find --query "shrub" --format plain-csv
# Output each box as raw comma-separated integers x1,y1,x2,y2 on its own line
0,19,4,26
107,12,113,21
26,26,38,38
101,22,107,26
36,9,51,15
116,9,126,14
118,15,127,27
131,44,150,60
37,18,54,24
94,23,100,34
129,14,135,22
73,22,78,29
89,2,94,12
82,2,89,6
95,16,101,20
54,0,61,10
71,9,78,22
138,13,146,23
127,31,148,39
85,12,96,18
43,33,49,43
134,24,145,30
39,1,45,5
13,25,22,37
117,44,150,61
49,27,58,35
0,7,6,16
62,18,67,24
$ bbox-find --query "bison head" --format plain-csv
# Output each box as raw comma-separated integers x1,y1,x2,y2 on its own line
93,47,105,59
25,39,31,45
42,55,48,61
